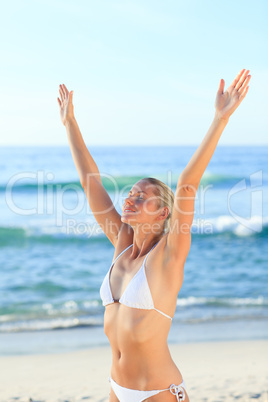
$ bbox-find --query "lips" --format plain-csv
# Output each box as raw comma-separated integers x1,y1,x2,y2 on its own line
123,208,135,213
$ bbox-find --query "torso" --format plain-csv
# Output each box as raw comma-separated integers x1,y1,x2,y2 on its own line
103,225,185,392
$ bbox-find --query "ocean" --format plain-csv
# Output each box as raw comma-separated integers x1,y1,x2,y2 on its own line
0,145,267,355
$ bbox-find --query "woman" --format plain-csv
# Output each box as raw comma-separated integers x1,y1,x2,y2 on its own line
57,69,250,401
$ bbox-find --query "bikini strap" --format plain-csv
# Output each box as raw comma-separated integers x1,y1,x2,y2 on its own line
162,380,186,401
154,307,172,320
111,244,133,266
169,380,186,401
112,239,160,269
144,239,173,321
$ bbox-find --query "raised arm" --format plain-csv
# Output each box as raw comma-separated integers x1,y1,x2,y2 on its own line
180,69,251,187
57,84,125,246
165,69,251,264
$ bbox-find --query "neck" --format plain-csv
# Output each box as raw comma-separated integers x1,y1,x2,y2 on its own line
130,226,165,258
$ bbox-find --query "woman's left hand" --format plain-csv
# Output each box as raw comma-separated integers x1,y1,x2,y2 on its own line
215,69,251,121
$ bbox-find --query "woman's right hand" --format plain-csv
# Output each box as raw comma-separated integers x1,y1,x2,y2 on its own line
57,84,74,126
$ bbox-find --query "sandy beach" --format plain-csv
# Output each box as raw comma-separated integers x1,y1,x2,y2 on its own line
0,339,267,402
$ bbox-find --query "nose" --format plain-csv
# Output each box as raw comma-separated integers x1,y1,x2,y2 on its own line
124,196,134,206
124,192,138,209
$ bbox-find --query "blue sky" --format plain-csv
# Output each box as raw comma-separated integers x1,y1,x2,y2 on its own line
1,0,267,146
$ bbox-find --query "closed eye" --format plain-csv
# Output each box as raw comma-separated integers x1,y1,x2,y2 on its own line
127,193,144,199
128,190,147,197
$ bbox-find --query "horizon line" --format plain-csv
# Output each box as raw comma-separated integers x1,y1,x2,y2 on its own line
0,143,268,147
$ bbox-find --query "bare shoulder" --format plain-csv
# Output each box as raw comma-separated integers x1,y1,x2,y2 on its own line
146,233,185,294
147,232,187,278
149,233,186,265
145,233,169,270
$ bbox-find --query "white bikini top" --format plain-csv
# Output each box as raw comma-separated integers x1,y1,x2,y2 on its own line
100,241,173,320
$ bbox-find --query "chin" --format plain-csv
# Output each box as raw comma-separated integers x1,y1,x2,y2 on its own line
121,216,137,230
121,215,134,223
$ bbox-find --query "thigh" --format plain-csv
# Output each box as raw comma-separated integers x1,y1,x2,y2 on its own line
109,387,119,402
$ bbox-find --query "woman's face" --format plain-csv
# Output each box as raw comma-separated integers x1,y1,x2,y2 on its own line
121,180,162,228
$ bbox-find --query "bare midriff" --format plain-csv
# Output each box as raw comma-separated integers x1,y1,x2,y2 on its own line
104,303,183,391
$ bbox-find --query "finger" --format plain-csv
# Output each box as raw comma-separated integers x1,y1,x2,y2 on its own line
240,85,249,99
62,84,69,97
230,69,245,90
59,85,65,102
57,97,62,107
218,79,225,94
238,74,251,93
69,90,74,102
235,69,250,91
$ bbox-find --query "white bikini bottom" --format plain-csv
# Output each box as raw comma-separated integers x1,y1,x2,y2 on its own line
109,376,186,402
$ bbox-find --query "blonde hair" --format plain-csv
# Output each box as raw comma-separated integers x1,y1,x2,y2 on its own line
143,177,174,233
